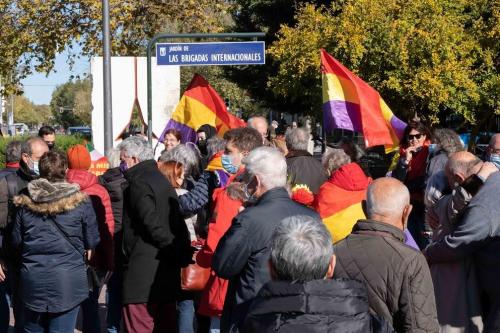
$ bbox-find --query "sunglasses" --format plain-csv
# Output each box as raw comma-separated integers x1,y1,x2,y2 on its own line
408,134,423,140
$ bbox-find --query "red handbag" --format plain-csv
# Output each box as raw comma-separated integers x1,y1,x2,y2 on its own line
181,240,210,291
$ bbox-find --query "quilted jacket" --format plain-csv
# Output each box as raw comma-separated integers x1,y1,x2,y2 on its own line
334,220,439,333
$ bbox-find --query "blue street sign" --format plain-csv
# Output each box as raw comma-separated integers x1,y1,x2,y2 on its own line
156,42,265,66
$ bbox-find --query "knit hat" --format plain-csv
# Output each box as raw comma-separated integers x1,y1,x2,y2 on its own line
67,144,91,170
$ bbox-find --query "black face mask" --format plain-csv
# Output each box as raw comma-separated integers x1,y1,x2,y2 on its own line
46,143,55,150
197,140,207,155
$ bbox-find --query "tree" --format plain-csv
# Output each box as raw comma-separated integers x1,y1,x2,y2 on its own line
267,0,499,127
50,78,91,128
3,95,51,126
0,0,231,95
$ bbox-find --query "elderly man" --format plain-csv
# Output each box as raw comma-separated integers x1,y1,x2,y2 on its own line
425,151,500,331
0,137,48,332
243,215,392,332
285,127,327,193
486,133,500,169
426,152,496,332
334,178,439,332
119,136,191,333
247,116,270,146
213,147,320,332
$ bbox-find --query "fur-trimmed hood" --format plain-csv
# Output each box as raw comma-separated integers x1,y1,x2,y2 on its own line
14,178,88,215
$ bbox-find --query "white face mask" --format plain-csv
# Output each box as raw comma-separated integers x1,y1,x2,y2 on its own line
28,156,40,175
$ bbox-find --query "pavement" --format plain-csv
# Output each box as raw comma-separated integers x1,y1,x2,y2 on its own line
9,286,108,333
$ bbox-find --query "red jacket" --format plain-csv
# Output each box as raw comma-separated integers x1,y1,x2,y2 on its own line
314,163,371,242
197,173,243,317
67,169,115,271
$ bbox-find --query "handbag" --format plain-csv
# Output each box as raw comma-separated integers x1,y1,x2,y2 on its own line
46,216,101,292
181,240,210,291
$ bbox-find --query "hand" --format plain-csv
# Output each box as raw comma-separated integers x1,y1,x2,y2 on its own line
85,250,93,263
404,147,418,163
0,262,6,282
477,162,498,181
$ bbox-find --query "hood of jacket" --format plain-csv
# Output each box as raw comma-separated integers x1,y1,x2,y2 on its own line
250,278,369,317
329,162,371,191
67,168,98,190
14,178,87,215
99,167,124,185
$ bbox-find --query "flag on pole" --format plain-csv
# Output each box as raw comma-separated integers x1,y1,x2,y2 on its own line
159,74,246,143
321,49,406,152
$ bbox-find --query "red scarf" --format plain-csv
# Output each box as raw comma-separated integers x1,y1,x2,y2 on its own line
399,141,430,182
6,162,19,169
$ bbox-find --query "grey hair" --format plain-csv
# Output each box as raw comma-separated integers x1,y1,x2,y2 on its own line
207,136,226,158
285,128,309,151
432,128,464,156
447,154,481,178
322,148,351,174
242,146,287,189
366,179,410,218
106,147,121,168
5,140,22,163
159,143,201,177
271,215,333,281
247,116,268,128
21,137,47,156
118,136,154,162
490,133,500,147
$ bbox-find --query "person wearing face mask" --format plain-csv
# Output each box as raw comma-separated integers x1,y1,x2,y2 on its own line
334,178,439,333
38,126,56,151
425,152,500,331
196,124,217,170
212,147,320,332
0,136,48,333
486,133,500,169
196,127,263,333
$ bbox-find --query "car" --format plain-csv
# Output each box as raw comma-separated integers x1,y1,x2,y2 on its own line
67,126,92,137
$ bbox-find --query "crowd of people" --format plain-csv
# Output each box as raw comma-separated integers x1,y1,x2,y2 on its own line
0,120,498,333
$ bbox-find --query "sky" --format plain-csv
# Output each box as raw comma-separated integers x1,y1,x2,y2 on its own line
21,48,90,105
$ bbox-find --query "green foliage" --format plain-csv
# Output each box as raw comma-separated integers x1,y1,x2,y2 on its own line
268,0,499,126
50,79,91,128
3,95,52,126
0,135,84,168
0,0,232,96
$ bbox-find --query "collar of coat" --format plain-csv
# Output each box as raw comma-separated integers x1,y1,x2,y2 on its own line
352,219,405,243
256,187,290,205
14,178,87,215
286,150,312,159
124,159,157,180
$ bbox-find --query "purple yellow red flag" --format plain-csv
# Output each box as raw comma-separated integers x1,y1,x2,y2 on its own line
321,49,406,152
159,74,246,143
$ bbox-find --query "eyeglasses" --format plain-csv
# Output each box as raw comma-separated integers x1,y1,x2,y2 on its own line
408,134,423,141
489,147,500,155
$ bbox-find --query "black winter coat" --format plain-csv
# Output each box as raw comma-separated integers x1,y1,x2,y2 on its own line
122,160,191,304
213,187,320,332
12,179,100,313
286,150,327,194
243,279,394,333
334,220,439,333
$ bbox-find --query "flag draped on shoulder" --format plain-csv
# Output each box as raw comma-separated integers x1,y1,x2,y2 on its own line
159,74,246,143
320,49,406,152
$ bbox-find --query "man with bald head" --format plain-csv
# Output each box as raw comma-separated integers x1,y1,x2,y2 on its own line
425,149,500,331
247,116,270,146
334,178,439,332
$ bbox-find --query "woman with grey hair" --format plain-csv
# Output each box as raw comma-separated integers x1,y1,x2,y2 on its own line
427,128,464,178
322,148,351,176
159,143,202,182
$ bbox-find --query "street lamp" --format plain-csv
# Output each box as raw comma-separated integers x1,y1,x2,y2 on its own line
102,0,113,152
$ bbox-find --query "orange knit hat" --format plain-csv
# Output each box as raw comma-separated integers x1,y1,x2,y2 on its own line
67,144,91,170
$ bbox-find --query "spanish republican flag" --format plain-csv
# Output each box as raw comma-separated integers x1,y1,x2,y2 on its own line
159,74,246,143
321,49,406,152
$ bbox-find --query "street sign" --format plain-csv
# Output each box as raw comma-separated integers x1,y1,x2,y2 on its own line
156,41,265,66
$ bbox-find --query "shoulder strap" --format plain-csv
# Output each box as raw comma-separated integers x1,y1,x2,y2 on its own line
46,216,84,257
5,173,18,198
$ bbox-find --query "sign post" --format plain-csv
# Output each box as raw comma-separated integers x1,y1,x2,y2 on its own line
146,33,265,146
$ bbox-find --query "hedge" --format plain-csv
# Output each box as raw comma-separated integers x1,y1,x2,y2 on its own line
0,135,85,169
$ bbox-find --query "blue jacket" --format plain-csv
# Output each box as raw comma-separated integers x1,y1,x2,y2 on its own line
12,179,99,313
